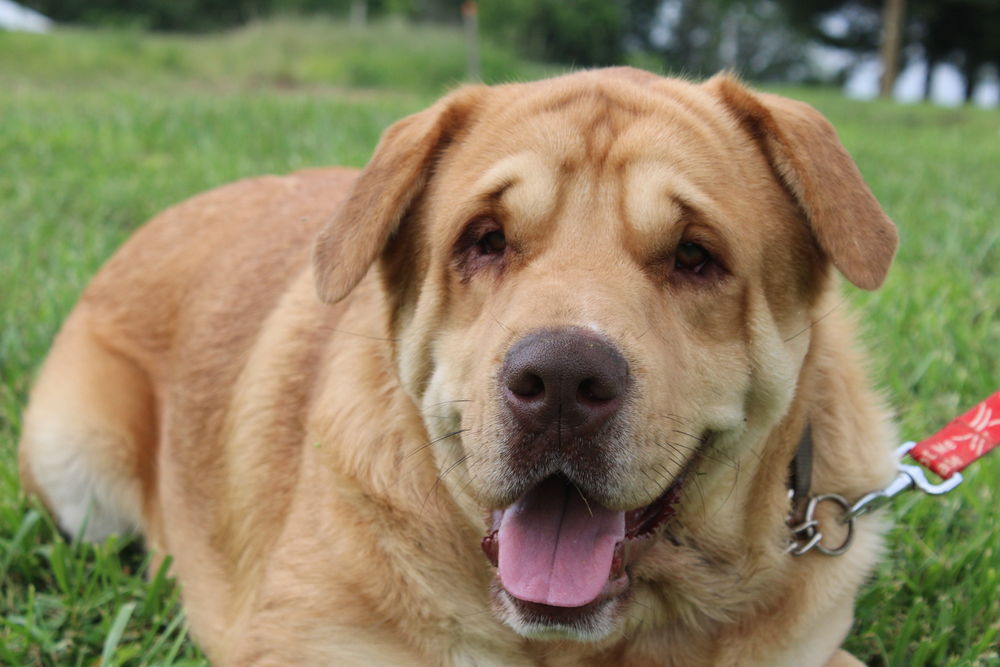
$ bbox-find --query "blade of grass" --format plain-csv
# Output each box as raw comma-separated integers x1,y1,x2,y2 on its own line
100,601,137,667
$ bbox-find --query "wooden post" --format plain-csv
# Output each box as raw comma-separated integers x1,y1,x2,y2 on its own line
350,0,367,29
879,0,906,99
463,2,481,82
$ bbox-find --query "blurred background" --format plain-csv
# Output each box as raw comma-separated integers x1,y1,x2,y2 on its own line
3,0,999,106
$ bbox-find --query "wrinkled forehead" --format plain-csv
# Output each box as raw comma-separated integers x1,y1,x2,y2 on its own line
431,80,771,239
499,83,741,164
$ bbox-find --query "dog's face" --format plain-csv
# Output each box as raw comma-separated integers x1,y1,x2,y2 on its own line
314,69,896,640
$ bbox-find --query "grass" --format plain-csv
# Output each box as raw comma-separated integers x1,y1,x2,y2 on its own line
1,19,997,666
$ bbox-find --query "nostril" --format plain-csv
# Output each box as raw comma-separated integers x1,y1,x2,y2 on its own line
507,371,545,399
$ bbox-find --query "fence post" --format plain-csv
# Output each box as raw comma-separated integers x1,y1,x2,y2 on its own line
463,2,480,82
350,0,367,29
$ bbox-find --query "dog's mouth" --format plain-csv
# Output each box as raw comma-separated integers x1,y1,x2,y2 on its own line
481,473,685,625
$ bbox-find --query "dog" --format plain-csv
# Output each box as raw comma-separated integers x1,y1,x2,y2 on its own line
20,68,899,665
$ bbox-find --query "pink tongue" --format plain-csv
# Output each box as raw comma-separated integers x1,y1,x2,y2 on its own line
497,477,625,608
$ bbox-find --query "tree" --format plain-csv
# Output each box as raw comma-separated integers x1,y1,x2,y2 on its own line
913,0,1000,102
879,0,906,98
776,0,1000,103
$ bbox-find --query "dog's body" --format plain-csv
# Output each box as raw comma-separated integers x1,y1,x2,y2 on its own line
20,69,898,666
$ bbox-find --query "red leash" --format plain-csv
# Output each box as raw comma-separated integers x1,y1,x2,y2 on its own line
909,390,1000,479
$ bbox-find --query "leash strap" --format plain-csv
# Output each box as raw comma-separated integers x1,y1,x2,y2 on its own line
788,423,813,512
908,391,1000,479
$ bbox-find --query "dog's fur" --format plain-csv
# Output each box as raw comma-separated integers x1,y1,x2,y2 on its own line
20,69,898,666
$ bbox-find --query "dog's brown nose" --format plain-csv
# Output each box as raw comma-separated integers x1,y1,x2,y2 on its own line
501,328,628,435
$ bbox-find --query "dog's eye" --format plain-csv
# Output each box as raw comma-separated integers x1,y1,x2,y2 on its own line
477,230,507,256
453,219,509,280
675,242,711,273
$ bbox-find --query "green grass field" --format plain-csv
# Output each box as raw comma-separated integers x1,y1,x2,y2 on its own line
1,19,997,666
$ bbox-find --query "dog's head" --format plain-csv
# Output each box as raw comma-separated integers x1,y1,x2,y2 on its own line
313,69,896,640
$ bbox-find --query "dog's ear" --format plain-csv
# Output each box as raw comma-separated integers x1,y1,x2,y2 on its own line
707,74,898,290
313,86,486,304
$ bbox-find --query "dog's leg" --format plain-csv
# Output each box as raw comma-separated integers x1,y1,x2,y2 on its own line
19,309,156,543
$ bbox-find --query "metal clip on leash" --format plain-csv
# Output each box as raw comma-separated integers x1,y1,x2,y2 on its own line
845,442,963,521
788,390,999,557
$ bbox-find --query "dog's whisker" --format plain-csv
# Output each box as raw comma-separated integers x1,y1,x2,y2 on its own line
658,439,700,453
653,444,686,471
438,453,474,482
659,440,736,471
640,468,660,491
670,428,707,443
644,466,674,498
718,467,740,516
652,464,678,495
404,429,467,460
688,471,708,518
783,297,846,342
656,413,689,426
652,440,691,466
454,472,480,501
420,453,475,515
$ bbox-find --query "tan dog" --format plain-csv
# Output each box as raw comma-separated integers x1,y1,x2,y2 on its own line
20,68,899,666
